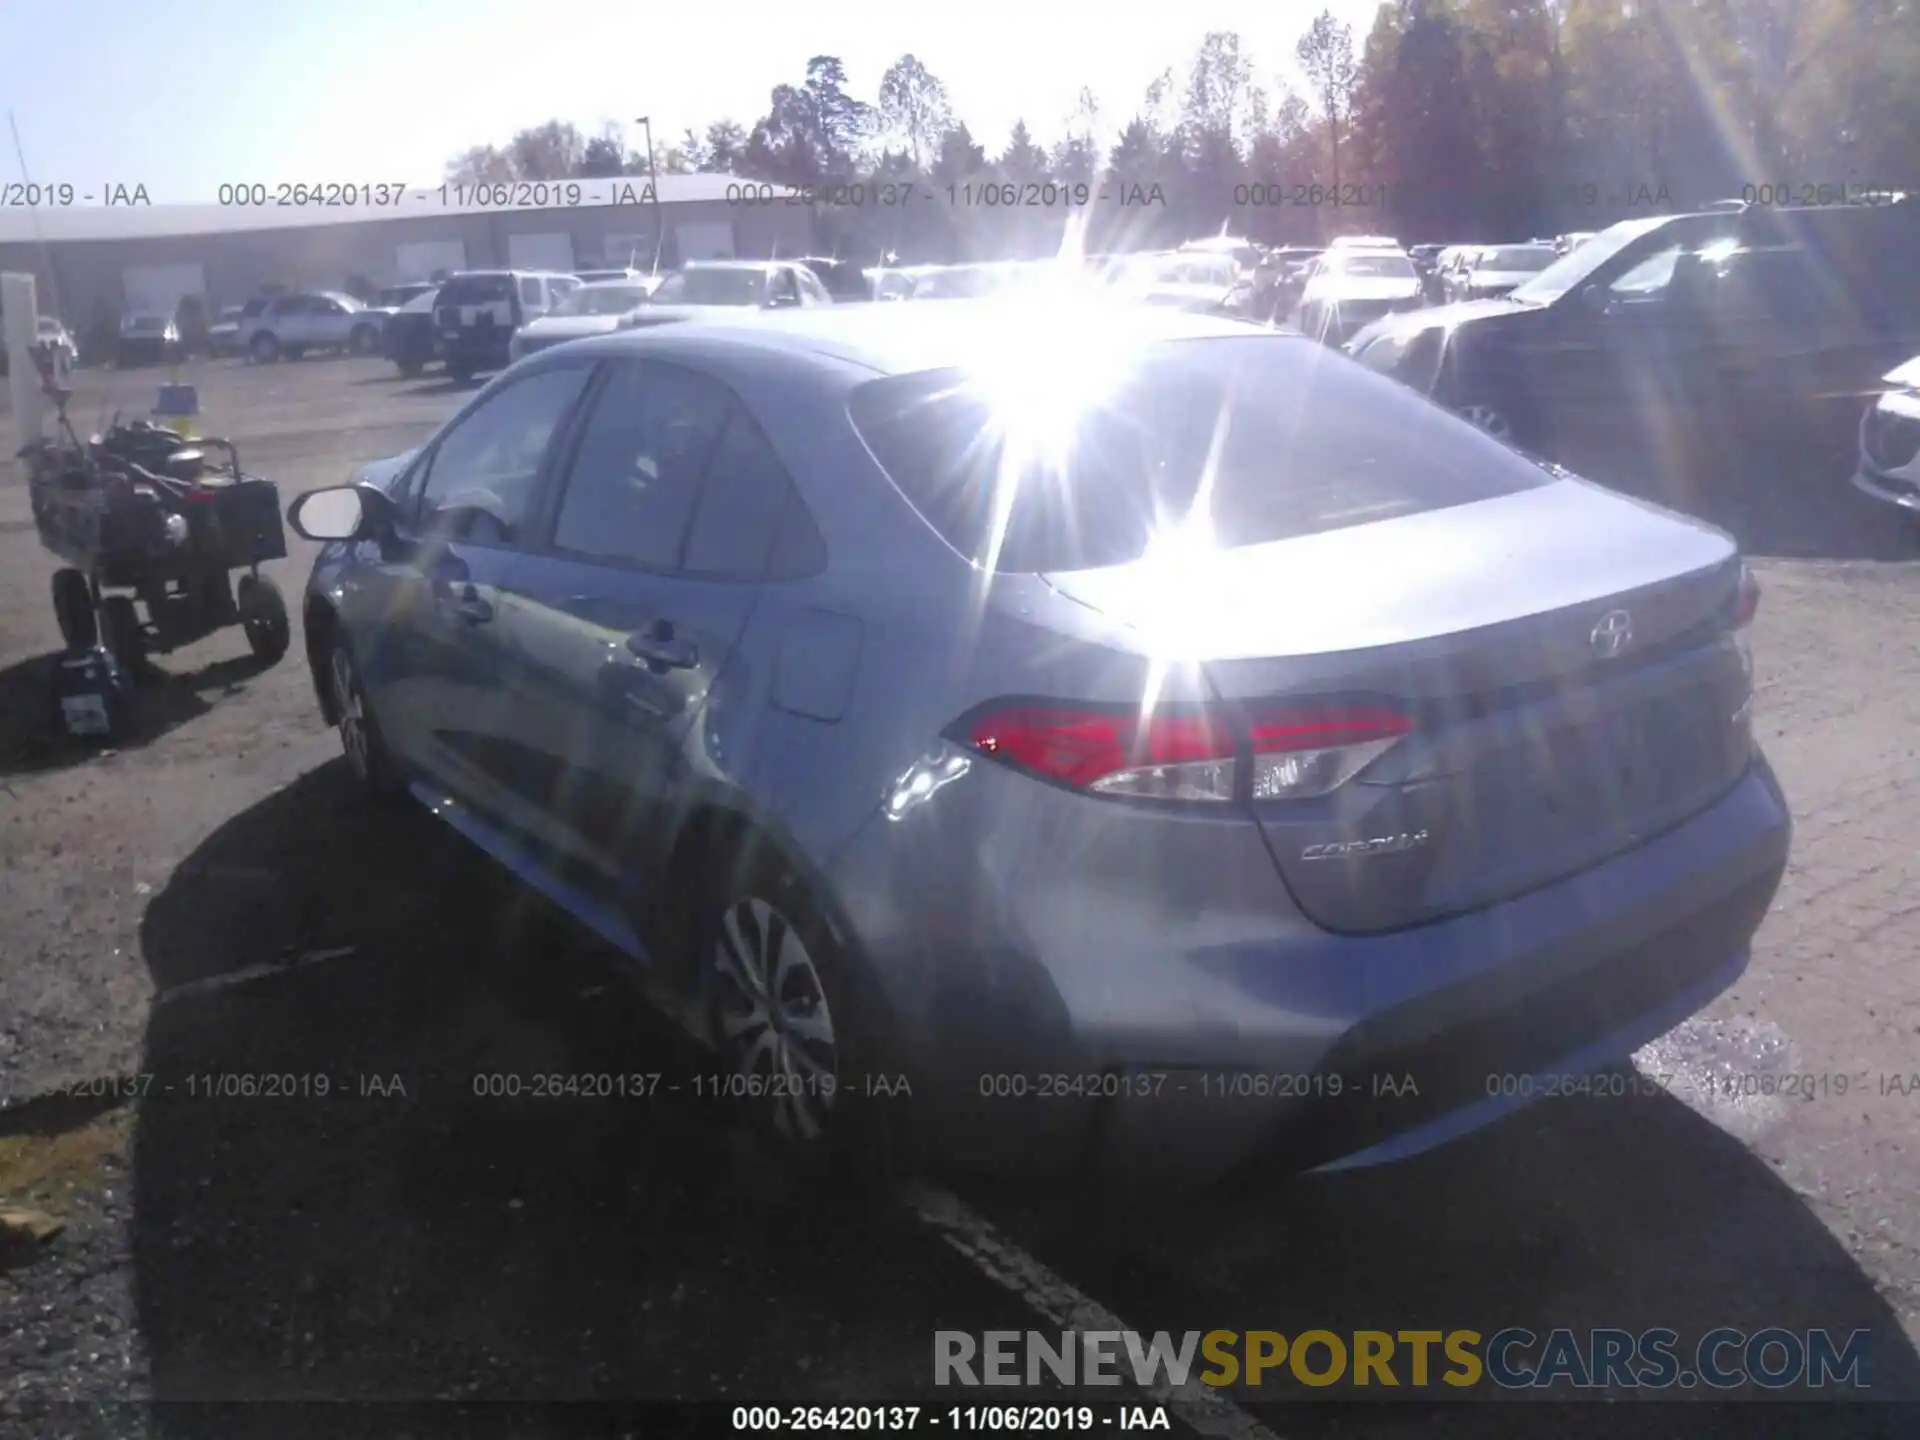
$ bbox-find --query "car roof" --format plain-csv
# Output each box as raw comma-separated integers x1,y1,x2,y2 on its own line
578,295,1280,377
579,277,651,290
684,259,780,272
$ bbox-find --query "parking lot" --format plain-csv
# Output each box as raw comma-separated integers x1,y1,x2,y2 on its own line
2,352,1919,1435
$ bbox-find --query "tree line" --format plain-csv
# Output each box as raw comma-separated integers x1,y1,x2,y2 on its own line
447,0,1920,260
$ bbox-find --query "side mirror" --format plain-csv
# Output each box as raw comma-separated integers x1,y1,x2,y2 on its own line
287,482,394,542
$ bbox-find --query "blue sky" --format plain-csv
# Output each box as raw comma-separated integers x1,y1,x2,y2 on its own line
0,0,1383,201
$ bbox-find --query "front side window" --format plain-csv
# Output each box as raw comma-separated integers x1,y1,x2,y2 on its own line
413,366,593,546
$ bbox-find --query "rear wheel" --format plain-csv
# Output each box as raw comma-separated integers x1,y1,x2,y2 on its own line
448,360,475,383
396,356,423,378
237,574,290,664
51,568,96,650
250,332,279,363
700,850,898,1182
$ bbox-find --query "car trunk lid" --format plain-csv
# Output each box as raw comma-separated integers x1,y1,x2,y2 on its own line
1041,480,1753,932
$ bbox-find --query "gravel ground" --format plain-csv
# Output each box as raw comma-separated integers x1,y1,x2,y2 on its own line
1,354,1918,1438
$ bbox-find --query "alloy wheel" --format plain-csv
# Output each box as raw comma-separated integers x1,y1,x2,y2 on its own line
711,896,838,1144
330,647,370,781
1460,404,1514,441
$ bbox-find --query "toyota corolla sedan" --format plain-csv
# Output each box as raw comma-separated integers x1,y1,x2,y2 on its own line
286,300,1789,1181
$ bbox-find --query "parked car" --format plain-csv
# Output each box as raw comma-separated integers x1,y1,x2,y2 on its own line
867,265,937,302
374,282,437,309
384,287,441,377
284,301,1788,1177
1554,232,1600,255
615,260,833,330
794,258,878,304
1330,234,1403,250
35,315,78,368
1106,251,1241,314
1446,242,1559,302
207,304,246,357
434,270,582,381
239,291,385,362
1178,234,1265,272
1346,197,1920,457
115,312,180,367
509,278,659,362
1851,353,1920,521
1290,247,1426,345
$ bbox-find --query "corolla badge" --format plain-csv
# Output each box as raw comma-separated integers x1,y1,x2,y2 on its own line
1591,609,1634,659
1301,830,1430,862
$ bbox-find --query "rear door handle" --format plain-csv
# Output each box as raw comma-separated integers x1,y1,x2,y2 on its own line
626,624,697,671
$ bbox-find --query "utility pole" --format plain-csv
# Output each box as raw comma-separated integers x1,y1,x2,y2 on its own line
636,116,666,272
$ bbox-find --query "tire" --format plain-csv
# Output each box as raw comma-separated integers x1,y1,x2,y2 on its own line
349,326,378,356
325,637,406,803
250,332,279,363
100,595,147,674
699,848,899,1181
236,574,291,665
52,568,96,650
396,356,423,378
448,360,475,383
1454,397,1530,449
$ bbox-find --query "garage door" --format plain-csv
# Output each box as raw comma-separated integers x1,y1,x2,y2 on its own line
673,221,736,262
599,232,657,269
121,263,206,316
395,240,468,282
507,231,576,273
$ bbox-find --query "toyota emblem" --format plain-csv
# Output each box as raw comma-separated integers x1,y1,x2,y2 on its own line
1591,609,1634,659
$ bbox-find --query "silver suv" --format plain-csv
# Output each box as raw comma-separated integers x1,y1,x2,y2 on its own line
239,292,384,362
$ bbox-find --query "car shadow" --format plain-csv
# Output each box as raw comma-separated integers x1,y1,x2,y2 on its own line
394,376,490,399
959,1077,1920,1420
128,762,1035,1415
0,651,272,777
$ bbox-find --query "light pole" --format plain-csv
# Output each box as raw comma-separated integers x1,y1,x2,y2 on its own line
635,116,665,272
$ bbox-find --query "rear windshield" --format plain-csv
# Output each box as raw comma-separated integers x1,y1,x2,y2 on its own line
1481,247,1556,272
847,336,1551,573
437,274,515,304
1329,253,1416,279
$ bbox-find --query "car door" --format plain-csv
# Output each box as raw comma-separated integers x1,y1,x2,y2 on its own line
314,296,354,348
497,359,809,911
351,362,597,824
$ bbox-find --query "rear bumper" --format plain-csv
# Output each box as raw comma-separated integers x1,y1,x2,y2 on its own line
824,751,1790,1178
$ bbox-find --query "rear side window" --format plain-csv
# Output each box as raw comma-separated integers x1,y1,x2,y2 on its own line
848,336,1553,574
682,406,825,579
550,361,732,570
240,298,269,317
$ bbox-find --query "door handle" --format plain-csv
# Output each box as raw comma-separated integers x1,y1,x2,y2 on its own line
434,581,493,625
626,622,697,671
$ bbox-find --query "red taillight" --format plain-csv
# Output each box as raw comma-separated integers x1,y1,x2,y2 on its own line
964,702,1413,803
1734,563,1760,628
968,707,1234,790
